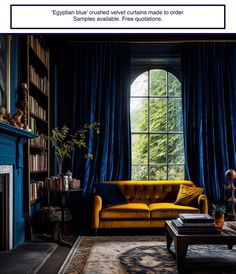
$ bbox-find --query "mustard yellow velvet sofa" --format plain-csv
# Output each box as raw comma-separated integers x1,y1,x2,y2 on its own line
92,180,208,232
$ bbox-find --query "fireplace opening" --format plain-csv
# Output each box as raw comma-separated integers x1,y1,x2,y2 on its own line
0,165,13,251
0,173,9,251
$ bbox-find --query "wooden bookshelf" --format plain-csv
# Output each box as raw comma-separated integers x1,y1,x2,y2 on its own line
20,35,50,239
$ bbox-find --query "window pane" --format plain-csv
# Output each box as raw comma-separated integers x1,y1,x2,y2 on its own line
131,71,148,96
150,134,167,164
150,69,166,96
150,98,167,132
132,134,148,164
168,72,181,96
132,165,148,180
131,98,148,132
150,165,167,180
168,98,183,132
168,134,184,164
168,165,185,180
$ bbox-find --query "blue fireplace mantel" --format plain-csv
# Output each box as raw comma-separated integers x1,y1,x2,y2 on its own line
0,122,37,247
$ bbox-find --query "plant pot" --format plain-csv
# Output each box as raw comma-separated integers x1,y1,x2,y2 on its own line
213,214,225,230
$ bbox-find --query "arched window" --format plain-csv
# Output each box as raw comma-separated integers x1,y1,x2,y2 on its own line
130,69,184,180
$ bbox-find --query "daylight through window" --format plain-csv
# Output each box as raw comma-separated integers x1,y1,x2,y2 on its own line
130,69,185,180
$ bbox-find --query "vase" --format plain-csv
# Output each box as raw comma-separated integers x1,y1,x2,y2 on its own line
57,158,64,176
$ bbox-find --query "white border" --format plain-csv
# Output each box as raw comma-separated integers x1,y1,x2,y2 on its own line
1,0,236,33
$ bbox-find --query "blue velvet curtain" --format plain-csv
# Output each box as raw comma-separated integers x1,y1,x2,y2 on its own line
181,42,236,206
64,42,131,197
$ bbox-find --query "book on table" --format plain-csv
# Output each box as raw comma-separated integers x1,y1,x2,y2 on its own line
171,219,218,235
177,217,215,227
179,213,215,223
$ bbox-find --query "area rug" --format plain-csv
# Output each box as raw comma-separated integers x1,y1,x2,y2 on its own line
61,236,236,274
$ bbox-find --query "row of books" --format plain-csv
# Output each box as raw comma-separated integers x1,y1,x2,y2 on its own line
45,176,81,190
30,180,44,202
29,65,49,96
29,95,47,121
30,134,47,149
29,116,37,132
171,214,218,235
29,35,50,68
30,177,81,203
29,153,48,172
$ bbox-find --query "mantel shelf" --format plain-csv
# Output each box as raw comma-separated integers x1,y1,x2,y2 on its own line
0,122,38,169
0,122,38,139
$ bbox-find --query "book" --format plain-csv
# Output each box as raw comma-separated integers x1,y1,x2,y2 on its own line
179,214,214,223
173,219,216,230
172,219,218,235
177,217,216,227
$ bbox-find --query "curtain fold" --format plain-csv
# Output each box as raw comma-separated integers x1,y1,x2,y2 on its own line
181,42,236,206
62,42,131,197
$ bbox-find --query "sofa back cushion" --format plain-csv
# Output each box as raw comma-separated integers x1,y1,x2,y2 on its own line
102,180,195,204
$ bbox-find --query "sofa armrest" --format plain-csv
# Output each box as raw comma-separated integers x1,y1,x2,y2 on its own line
198,194,208,214
92,195,102,230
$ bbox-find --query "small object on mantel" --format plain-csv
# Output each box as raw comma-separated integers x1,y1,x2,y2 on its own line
19,82,31,131
9,108,24,128
0,107,10,124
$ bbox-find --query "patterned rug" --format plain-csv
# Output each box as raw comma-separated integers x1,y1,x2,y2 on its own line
60,236,236,274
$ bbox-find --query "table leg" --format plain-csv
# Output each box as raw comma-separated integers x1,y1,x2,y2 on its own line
61,193,65,235
166,227,173,250
175,239,188,273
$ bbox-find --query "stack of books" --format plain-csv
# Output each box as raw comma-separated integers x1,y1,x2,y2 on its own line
171,214,218,234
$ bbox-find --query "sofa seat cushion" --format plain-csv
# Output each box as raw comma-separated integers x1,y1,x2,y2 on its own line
149,203,199,219
100,203,150,219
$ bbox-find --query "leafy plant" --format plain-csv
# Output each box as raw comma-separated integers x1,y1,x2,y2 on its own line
46,122,100,175
212,204,226,217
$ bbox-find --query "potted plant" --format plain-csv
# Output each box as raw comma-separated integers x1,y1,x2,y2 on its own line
46,123,100,176
212,204,226,230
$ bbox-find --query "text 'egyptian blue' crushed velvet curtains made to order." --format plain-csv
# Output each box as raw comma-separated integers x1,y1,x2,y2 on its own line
181,42,236,206
61,42,131,197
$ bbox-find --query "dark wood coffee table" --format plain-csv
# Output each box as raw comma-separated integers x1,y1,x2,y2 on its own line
165,220,236,273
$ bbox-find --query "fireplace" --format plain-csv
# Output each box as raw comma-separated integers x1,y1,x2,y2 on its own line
0,165,13,251
0,123,36,249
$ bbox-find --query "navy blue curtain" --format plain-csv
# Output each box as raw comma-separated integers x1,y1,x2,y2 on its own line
181,42,236,206
63,42,131,197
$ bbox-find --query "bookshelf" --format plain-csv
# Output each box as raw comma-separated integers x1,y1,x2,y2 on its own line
20,35,50,238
